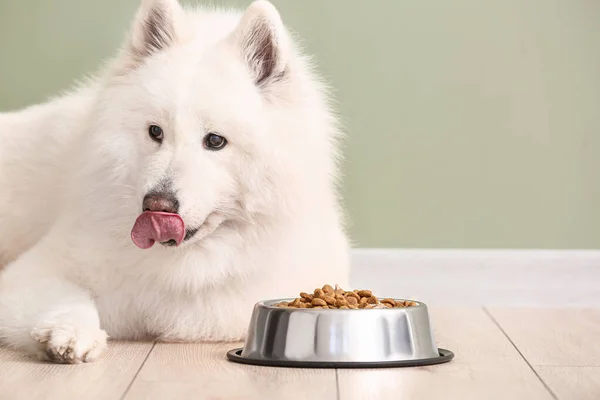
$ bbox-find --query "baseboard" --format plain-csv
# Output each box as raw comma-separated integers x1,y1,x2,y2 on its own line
350,248,600,307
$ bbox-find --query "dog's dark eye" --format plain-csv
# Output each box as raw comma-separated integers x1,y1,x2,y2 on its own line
203,133,227,150
149,125,164,143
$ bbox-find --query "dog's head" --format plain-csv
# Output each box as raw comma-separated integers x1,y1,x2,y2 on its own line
90,0,339,249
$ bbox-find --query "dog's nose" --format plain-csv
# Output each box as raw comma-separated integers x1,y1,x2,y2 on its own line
142,192,179,214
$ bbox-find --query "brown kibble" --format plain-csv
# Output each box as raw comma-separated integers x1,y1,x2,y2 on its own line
380,300,393,307
300,292,312,301
274,285,417,310
346,292,360,301
312,298,327,307
335,298,349,307
322,284,334,294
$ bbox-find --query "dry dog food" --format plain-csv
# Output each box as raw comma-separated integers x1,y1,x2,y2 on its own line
274,285,417,309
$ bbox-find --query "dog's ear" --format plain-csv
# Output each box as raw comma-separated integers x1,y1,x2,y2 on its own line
127,0,182,64
231,1,289,88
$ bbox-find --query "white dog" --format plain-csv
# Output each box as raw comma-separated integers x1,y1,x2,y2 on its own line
0,0,349,363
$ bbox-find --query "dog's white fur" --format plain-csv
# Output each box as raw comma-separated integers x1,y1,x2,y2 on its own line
0,0,349,363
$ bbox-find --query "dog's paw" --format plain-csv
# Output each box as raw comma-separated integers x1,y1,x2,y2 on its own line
31,324,108,364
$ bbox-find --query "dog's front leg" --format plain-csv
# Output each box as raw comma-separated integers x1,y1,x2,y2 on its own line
0,250,107,363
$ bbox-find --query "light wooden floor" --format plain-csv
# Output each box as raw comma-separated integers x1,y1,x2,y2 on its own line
1,308,599,400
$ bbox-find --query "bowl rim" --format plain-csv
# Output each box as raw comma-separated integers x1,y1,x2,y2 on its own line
257,298,424,311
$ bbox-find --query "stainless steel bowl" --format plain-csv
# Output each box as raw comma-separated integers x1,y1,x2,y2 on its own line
227,298,453,368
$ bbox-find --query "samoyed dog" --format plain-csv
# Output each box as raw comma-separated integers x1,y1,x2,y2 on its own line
0,0,349,363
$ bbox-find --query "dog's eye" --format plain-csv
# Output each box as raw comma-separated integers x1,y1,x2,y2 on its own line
203,133,227,150
148,125,164,143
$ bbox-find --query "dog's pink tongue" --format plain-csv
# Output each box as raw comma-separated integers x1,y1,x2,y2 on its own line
131,211,185,249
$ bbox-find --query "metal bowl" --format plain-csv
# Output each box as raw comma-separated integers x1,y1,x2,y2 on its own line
227,298,453,368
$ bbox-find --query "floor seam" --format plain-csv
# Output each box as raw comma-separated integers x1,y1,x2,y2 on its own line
483,307,559,400
335,369,341,400
119,341,157,400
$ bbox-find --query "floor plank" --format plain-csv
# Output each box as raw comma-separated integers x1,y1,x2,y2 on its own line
487,308,600,366
124,342,337,400
3,308,595,399
337,307,554,400
0,341,153,400
537,366,600,400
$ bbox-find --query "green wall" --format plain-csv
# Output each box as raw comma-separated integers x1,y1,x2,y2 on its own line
2,0,599,249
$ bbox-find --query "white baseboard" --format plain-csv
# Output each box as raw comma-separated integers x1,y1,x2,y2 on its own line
350,249,600,307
